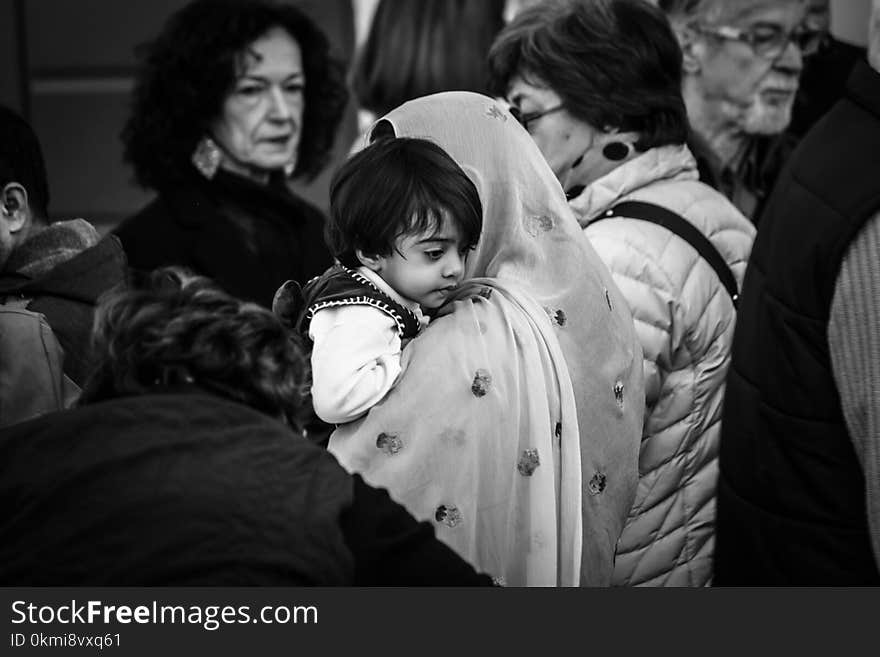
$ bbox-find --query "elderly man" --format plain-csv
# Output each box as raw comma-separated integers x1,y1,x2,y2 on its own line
660,0,818,220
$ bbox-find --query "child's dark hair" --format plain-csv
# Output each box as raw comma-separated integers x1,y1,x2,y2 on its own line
327,137,482,268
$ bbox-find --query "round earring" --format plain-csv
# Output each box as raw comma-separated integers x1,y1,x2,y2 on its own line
602,142,631,161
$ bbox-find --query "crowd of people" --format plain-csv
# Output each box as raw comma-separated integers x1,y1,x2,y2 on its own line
1,0,878,586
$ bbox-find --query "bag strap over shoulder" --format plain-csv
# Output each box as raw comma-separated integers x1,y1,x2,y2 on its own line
593,200,739,308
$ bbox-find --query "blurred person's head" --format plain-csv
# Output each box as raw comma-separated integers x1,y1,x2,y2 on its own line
0,105,50,271
806,0,830,36
488,0,689,191
122,0,348,190
353,0,506,119
660,0,815,148
327,137,482,308
80,267,310,431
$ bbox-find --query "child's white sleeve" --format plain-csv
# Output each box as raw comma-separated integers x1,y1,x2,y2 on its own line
308,305,403,425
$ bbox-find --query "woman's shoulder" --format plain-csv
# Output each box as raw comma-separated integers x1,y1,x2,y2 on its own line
113,182,223,265
633,178,755,239
586,177,754,274
116,183,215,235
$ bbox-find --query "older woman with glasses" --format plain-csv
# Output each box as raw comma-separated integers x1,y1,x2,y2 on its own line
490,0,755,586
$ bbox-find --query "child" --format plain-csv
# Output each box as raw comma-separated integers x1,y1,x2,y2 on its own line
275,136,482,425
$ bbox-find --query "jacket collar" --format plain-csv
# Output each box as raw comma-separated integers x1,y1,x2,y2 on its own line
355,266,426,322
568,144,699,226
0,234,127,303
847,59,880,120
5,219,99,277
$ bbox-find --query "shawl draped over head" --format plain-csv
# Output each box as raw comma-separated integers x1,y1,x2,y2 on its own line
327,92,644,586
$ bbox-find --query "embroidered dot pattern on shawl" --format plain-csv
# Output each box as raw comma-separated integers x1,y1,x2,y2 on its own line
435,505,462,527
524,214,555,237
517,449,540,476
471,370,492,397
543,306,567,327
588,472,607,495
614,381,625,410
375,432,403,455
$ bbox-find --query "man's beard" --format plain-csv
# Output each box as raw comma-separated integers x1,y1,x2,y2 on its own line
741,88,797,135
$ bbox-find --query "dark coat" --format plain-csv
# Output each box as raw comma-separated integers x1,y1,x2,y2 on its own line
715,60,880,585
0,234,127,385
113,170,333,308
0,390,494,586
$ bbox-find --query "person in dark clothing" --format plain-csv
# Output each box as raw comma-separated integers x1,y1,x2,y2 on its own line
114,0,348,308
350,0,505,148
0,104,127,427
0,267,494,586
715,0,880,584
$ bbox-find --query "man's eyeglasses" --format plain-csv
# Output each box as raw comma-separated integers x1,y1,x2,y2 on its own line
509,104,565,130
695,22,825,60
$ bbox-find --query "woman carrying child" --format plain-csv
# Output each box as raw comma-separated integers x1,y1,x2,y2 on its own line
311,92,646,586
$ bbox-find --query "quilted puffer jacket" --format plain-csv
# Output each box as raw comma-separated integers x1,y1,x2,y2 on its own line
570,144,755,586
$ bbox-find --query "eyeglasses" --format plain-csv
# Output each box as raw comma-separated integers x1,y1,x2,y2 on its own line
695,22,824,60
509,104,565,130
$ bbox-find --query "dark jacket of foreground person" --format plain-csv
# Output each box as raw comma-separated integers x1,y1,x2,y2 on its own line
715,60,880,585
0,390,495,586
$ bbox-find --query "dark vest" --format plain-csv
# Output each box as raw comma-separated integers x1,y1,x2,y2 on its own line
715,60,880,585
275,265,422,342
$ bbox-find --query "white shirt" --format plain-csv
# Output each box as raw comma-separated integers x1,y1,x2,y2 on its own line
308,267,427,425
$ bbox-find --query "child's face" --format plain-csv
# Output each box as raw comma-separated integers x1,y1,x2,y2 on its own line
371,212,470,309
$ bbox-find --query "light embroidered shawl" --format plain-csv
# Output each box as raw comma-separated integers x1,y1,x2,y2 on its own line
328,92,644,586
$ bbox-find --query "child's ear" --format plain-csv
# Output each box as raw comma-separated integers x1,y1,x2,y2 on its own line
355,249,384,273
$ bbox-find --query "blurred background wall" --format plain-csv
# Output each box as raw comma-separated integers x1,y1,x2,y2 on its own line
831,0,872,46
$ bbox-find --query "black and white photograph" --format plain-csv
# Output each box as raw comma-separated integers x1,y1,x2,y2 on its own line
1,0,878,632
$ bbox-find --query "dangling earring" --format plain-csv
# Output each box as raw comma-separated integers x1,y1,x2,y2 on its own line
602,142,631,161
191,136,222,180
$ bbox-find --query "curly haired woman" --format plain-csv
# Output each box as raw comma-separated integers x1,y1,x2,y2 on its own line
114,0,348,308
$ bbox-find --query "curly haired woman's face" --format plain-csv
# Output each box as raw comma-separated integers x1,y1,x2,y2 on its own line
212,26,305,177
